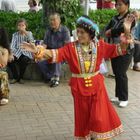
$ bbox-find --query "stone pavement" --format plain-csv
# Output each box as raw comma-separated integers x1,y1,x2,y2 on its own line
0,69,140,140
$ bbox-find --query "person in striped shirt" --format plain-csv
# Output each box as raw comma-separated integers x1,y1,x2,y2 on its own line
8,18,34,84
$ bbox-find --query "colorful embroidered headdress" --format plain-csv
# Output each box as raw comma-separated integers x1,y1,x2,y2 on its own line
76,16,99,36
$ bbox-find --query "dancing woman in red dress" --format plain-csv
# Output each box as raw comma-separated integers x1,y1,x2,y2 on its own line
22,15,134,140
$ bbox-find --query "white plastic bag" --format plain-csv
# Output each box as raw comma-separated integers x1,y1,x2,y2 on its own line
99,59,108,74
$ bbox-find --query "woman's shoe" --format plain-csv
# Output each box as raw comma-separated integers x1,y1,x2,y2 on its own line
119,101,128,108
0,98,9,105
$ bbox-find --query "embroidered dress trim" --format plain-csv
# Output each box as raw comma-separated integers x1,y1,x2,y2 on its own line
74,43,81,73
89,41,98,73
74,125,123,140
76,43,85,73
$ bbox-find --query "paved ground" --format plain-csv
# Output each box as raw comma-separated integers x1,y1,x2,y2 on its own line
0,69,140,140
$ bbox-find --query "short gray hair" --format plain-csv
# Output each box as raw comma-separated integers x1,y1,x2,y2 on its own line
49,12,61,21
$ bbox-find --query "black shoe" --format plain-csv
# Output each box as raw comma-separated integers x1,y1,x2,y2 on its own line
50,80,59,87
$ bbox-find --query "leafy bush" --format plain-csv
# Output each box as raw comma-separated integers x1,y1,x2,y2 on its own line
41,0,82,30
0,9,117,40
0,10,44,40
89,9,117,31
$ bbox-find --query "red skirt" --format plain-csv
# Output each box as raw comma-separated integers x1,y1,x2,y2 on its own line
71,76,123,140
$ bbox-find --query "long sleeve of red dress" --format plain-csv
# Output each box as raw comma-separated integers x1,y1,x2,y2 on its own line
48,40,125,96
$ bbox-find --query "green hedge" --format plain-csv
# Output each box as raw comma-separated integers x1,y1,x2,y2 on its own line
0,9,117,40
0,10,44,40
89,9,117,31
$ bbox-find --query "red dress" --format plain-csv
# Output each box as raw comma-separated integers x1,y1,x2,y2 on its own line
49,39,124,139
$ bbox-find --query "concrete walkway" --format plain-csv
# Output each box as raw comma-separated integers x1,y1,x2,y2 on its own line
0,69,140,140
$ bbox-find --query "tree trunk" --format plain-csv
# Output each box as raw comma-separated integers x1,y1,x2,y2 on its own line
84,0,90,15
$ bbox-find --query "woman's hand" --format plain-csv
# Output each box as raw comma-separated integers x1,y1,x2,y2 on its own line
21,42,37,53
119,14,135,50
120,33,133,50
123,14,135,35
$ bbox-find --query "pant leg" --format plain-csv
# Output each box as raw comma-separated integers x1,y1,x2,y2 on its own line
134,43,140,63
54,63,61,79
111,54,132,101
37,60,53,80
8,56,19,80
18,55,30,80
37,60,50,80
0,71,10,99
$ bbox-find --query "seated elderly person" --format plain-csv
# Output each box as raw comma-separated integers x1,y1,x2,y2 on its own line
8,18,34,84
37,12,71,87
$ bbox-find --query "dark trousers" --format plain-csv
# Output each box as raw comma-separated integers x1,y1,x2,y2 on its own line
111,54,132,101
37,60,61,80
8,55,31,81
134,43,140,63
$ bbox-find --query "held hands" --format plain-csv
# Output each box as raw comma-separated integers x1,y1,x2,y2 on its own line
21,42,37,53
21,42,51,61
